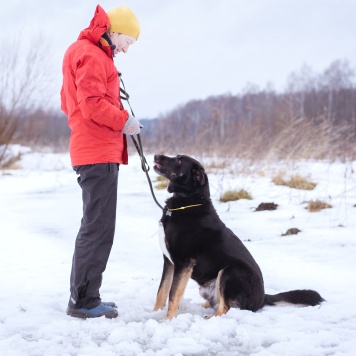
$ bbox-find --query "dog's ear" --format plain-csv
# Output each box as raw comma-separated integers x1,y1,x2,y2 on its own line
192,165,206,185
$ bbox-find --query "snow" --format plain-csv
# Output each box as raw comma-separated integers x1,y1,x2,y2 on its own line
0,149,356,356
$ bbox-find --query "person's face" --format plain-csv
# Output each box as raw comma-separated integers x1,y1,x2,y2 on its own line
108,33,136,55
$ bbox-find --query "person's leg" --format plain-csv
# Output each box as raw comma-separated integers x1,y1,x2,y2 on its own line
68,163,119,311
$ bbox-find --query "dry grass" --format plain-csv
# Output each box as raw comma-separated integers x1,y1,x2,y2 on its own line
273,174,316,190
155,176,169,190
220,189,252,202
203,159,238,175
0,153,22,170
145,109,356,162
306,199,332,212
204,160,228,170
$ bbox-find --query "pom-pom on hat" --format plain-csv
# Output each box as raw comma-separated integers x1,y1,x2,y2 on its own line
107,6,140,40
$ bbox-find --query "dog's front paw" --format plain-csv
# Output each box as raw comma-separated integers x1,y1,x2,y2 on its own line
204,314,214,320
153,305,163,312
166,312,176,320
153,300,167,311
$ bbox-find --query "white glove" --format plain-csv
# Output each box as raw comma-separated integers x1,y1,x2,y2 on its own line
122,115,141,135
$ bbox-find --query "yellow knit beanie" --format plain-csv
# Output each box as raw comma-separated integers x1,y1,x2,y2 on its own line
107,6,140,40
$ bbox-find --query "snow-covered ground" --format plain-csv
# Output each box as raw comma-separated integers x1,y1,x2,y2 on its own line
0,149,355,356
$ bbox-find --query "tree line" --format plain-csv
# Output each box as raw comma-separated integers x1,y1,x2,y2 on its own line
1,57,355,168
141,59,356,160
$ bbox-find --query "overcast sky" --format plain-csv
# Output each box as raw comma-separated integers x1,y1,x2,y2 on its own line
1,0,355,118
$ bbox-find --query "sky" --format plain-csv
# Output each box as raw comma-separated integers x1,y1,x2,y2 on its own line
0,147,356,355
1,0,356,118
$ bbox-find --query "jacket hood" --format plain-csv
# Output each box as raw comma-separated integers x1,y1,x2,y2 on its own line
78,5,110,44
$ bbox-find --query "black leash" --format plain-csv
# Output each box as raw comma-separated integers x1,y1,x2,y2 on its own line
119,73,164,211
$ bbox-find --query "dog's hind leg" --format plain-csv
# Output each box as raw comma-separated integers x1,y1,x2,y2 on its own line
166,259,196,319
205,269,230,319
201,301,211,308
153,256,174,311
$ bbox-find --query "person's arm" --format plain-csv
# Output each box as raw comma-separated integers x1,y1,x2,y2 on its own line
75,51,128,131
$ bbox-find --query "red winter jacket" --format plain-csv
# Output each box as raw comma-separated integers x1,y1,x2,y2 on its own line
61,5,129,166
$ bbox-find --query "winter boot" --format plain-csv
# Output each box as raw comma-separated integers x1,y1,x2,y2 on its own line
67,303,118,319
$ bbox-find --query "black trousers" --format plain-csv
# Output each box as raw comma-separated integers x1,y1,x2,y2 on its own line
69,163,119,309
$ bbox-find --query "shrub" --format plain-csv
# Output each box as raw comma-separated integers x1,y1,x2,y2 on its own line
0,152,22,169
155,176,169,190
306,199,332,212
273,174,316,190
220,189,252,202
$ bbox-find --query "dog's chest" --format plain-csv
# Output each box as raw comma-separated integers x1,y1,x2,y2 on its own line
158,222,173,264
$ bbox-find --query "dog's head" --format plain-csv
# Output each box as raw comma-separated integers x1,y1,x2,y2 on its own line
153,154,209,197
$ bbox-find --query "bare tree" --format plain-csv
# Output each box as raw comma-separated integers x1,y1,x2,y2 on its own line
0,34,53,168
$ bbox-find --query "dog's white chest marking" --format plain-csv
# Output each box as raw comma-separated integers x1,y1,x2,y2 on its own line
158,222,173,264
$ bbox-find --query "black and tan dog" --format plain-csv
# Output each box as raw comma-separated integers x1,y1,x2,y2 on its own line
153,154,324,319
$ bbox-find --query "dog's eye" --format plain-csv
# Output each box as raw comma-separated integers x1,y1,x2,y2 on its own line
171,173,177,178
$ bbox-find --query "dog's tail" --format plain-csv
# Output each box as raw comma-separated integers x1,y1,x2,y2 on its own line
264,289,324,307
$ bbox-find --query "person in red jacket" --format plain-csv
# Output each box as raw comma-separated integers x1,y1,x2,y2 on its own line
61,4,141,319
